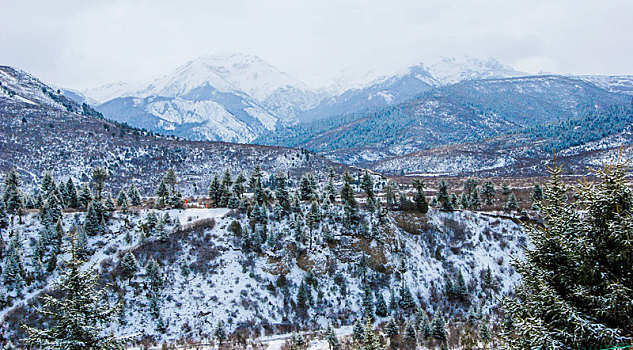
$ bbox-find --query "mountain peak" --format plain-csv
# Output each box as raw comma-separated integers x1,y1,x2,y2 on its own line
428,55,526,85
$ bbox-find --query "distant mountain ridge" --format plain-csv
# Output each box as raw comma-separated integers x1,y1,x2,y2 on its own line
83,54,533,143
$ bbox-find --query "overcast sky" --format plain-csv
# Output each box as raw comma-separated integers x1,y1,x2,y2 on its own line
1,0,631,90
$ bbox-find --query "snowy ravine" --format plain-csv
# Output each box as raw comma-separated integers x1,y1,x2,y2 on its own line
0,205,525,345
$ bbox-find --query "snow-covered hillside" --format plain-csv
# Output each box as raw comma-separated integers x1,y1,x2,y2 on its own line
0,203,526,346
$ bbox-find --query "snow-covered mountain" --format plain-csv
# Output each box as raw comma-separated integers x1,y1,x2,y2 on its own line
427,55,526,85
94,54,323,142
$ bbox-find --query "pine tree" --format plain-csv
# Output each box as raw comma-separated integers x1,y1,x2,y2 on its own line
375,292,388,317
155,179,169,208
362,286,374,320
24,236,124,349
84,202,106,236
3,230,26,290
214,320,227,345
505,193,519,212
248,165,263,192
502,158,633,348
479,317,491,344
384,317,399,338
65,178,79,208
531,183,543,209
91,166,109,201
356,317,382,350
78,183,93,209
0,199,9,229
41,171,55,197
42,194,62,228
404,321,416,345
482,179,497,206
326,323,340,350
437,179,452,211
120,251,138,284
233,172,246,197
163,168,178,195
399,285,415,311
208,175,221,205
420,312,431,339
145,257,164,291
501,183,511,195
305,201,321,249
3,168,24,219
430,311,447,341
127,184,141,206
325,167,338,203
361,170,375,207
453,270,468,302
299,172,317,201
275,173,291,214
116,190,128,207
412,179,428,213
296,280,311,309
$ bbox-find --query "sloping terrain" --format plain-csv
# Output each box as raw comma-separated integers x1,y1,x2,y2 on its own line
261,75,631,165
0,66,338,193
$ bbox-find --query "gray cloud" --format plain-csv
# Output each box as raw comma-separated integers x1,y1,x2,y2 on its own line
1,0,631,89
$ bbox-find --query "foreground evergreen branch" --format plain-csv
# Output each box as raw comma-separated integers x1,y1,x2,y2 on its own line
23,230,128,349
503,154,633,349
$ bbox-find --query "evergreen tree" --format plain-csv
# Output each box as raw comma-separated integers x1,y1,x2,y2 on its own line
305,201,321,249
233,172,246,197
299,172,318,201
91,166,109,201
116,190,128,208
501,183,511,195
420,312,431,339
3,168,24,218
482,180,496,206
430,311,447,341
375,292,388,317
505,193,519,212
0,199,9,229
326,323,340,350
531,182,543,208
384,317,399,338
275,173,291,214
163,168,178,195
145,257,164,291
3,230,26,290
356,317,382,350
41,171,55,197
155,179,169,208
296,280,311,309
208,175,221,205
503,159,633,348
437,179,452,211
84,202,106,236
126,184,141,206
78,183,93,209
325,167,338,203
398,285,415,311
361,170,375,206
404,321,416,345
412,179,428,213
214,320,227,345
120,251,138,284
24,237,124,349
42,194,63,228
65,178,79,208
479,317,491,344
384,180,398,208
362,286,374,320
248,165,263,192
